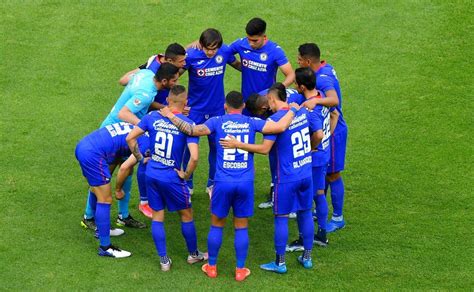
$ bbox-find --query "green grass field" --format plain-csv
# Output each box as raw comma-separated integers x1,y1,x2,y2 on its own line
1,0,473,290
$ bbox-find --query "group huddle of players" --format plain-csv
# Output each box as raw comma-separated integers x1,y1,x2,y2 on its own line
75,17,348,281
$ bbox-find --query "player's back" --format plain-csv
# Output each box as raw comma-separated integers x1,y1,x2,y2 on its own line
139,111,198,182
102,69,157,126
266,108,312,183
308,103,331,166
205,114,266,182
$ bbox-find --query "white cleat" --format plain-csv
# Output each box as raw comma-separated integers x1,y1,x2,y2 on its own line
288,212,297,219
161,258,172,272
187,251,208,264
258,200,273,209
110,228,124,237
98,245,131,258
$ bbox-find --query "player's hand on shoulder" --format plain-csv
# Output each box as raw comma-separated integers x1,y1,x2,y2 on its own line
289,102,301,111
183,106,191,116
159,106,172,118
301,98,319,110
219,134,238,148
187,40,202,50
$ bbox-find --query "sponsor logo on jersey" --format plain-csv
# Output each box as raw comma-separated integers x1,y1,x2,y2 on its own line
196,66,224,77
243,50,250,53
133,98,141,106
197,60,205,65
215,55,223,64
241,59,267,72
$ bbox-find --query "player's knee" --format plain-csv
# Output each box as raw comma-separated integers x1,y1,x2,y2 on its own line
178,208,194,222
211,215,226,227
233,217,248,229
317,190,325,195
326,172,341,182
152,210,165,222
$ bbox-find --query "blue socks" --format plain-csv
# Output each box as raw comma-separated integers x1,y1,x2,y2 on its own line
330,177,345,218
315,194,328,230
234,228,249,268
95,202,111,247
84,190,97,219
152,221,167,257
181,221,198,254
207,225,224,266
118,175,132,218
137,162,148,202
297,210,314,250
274,216,289,257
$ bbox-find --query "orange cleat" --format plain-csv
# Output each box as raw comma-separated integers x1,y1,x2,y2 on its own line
202,263,217,278
138,203,153,219
235,267,251,282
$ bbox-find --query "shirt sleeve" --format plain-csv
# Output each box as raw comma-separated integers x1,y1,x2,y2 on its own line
204,117,217,134
187,134,199,145
228,39,241,55
138,63,147,69
316,74,336,93
308,110,323,133
273,45,289,67
225,46,237,64
137,114,149,132
137,135,150,154
251,117,266,133
184,49,192,70
124,90,154,114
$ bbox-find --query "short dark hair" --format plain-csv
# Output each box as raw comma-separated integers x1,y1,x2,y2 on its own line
169,85,186,96
246,17,266,36
295,67,316,90
268,82,287,102
165,43,186,60
199,28,223,49
155,62,179,81
298,43,320,60
225,91,244,109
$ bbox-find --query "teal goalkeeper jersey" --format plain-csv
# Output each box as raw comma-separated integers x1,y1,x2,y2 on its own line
101,69,157,127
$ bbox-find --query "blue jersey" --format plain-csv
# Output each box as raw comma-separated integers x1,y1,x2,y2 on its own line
264,108,312,183
230,38,289,100
80,122,147,164
102,69,157,126
307,101,331,167
258,88,305,105
185,46,236,114
137,111,199,182
204,113,266,182
315,62,347,134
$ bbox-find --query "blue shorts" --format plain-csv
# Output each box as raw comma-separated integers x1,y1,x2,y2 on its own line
273,177,313,215
75,140,111,187
327,127,347,174
188,110,223,124
312,166,327,193
146,175,191,212
211,181,254,218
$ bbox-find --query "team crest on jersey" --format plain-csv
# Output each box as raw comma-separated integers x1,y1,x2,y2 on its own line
215,55,223,64
133,98,141,106
260,53,268,61
197,69,205,77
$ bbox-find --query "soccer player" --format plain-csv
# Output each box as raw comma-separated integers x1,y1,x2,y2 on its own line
287,67,340,252
297,43,348,232
81,63,180,230
229,17,295,101
160,91,299,281
181,28,241,194
125,85,207,272
220,83,315,272
75,122,147,258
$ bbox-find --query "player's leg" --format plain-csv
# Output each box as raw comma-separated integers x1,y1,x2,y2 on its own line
177,207,208,264
232,182,253,281
313,166,329,246
202,182,230,278
137,162,152,218
260,182,291,274
326,128,347,232
117,168,146,229
147,175,170,271
296,177,315,269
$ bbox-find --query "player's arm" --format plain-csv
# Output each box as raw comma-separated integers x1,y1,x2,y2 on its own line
159,107,211,136
149,102,166,111
118,106,141,125
176,142,199,180
229,59,242,71
119,68,141,86
220,136,275,155
126,126,146,162
115,154,139,199
279,62,295,88
302,91,339,110
311,130,324,150
330,109,340,135
261,103,299,134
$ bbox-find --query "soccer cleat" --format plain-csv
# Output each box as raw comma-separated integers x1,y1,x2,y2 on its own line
95,228,125,239
187,251,208,264
260,261,287,274
314,229,328,247
312,211,318,221
288,212,297,219
235,267,251,282
202,263,217,278
258,200,273,209
116,215,147,229
286,238,304,252
138,203,153,219
81,218,96,230
326,219,345,233
98,244,131,258
160,258,172,272
206,185,213,197
297,255,313,269
188,187,194,195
